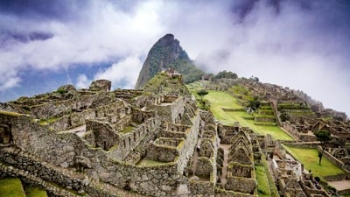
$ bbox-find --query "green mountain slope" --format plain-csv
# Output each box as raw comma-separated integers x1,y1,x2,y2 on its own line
135,34,204,89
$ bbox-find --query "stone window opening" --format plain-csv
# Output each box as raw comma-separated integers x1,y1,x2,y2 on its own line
103,141,107,151
0,125,13,144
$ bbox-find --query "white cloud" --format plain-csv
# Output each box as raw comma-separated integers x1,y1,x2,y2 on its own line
94,56,142,89
0,0,165,88
165,0,350,115
76,74,91,89
0,0,349,115
0,77,21,91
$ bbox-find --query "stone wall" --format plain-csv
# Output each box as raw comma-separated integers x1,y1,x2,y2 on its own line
195,157,213,177
218,125,239,144
86,120,119,150
0,161,82,197
215,188,257,197
282,122,301,140
0,147,153,197
155,97,185,124
0,147,84,191
114,89,143,99
43,100,131,132
282,142,318,149
317,146,346,171
176,111,201,173
225,177,256,194
1,114,188,197
188,180,215,196
107,118,161,161
323,174,349,182
146,139,180,162
254,116,276,123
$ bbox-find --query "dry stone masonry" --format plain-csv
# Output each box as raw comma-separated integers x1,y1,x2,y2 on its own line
0,70,260,197
1,69,349,196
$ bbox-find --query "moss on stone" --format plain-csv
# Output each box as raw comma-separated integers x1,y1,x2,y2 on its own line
137,159,169,167
0,110,22,117
121,126,134,134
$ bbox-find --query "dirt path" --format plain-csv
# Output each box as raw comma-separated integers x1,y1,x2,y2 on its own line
219,144,230,187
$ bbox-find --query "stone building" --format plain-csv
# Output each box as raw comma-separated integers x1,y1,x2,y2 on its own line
0,71,261,197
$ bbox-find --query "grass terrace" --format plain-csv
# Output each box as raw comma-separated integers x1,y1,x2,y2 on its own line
255,164,271,197
0,178,26,197
230,85,253,100
25,187,48,197
204,91,293,141
283,146,345,179
187,82,293,141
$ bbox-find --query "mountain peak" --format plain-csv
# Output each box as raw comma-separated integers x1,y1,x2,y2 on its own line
163,33,174,39
135,34,203,89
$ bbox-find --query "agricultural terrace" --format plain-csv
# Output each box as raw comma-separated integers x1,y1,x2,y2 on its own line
187,82,293,141
283,146,345,179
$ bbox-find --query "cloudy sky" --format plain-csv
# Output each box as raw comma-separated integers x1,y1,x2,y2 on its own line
0,0,349,115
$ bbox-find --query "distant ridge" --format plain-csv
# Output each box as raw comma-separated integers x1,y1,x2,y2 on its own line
135,34,204,89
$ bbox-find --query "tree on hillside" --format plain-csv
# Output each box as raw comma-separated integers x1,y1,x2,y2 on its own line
215,70,238,79
197,89,208,101
247,96,261,112
315,130,331,165
197,89,210,110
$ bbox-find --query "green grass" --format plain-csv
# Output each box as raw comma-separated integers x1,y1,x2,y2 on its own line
0,178,26,197
205,90,242,110
136,159,168,166
121,126,134,134
0,111,22,117
283,146,345,178
39,117,59,125
255,164,271,197
216,110,292,141
25,186,48,197
187,85,294,141
260,156,279,197
253,114,275,118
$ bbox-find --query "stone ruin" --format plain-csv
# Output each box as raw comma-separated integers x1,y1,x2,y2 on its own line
1,69,349,197
269,141,331,197
0,71,264,197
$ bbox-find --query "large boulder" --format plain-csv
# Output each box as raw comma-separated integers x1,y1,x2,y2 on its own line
89,79,111,92
57,84,76,92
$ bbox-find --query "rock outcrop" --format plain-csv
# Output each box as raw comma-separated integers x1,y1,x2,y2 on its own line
89,79,111,92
